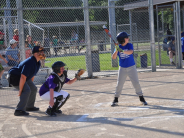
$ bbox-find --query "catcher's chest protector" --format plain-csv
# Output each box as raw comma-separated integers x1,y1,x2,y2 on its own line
45,71,67,92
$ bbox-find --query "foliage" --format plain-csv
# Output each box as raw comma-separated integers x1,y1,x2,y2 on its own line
158,8,174,31
22,0,83,23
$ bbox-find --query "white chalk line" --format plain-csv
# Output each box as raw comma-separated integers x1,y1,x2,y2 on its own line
76,105,184,122
87,109,184,114
76,114,184,122
94,103,103,107
137,118,170,127
76,114,89,122
22,124,37,138
93,101,184,108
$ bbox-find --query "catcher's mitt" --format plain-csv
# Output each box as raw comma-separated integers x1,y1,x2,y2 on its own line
75,69,85,80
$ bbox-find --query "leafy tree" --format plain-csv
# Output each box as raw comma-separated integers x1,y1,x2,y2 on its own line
158,9,174,32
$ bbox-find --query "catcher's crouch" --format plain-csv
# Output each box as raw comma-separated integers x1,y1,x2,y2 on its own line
39,61,85,117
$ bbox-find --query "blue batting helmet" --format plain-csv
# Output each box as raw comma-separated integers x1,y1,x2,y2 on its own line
116,32,130,44
181,32,184,37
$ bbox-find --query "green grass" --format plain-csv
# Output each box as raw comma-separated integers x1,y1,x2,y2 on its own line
45,56,86,70
45,50,170,70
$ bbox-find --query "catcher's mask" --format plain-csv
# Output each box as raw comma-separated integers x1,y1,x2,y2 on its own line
52,61,66,73
116,32,130,44
32,46,46,59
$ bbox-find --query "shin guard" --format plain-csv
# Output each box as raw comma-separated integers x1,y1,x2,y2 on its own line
57,94,70,110
52,95,63,112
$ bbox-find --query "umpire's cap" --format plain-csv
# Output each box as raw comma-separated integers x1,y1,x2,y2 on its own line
116,32,130,44
32,46,45,54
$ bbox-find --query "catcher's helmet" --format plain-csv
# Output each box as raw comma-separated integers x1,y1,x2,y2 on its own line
116,32,130,44
52,61,66,73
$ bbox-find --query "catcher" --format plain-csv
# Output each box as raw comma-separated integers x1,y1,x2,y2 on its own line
39,61,85,117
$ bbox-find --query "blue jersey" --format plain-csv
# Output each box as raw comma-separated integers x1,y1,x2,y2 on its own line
117,43,135,68
8,56,41,81
181,37,184,52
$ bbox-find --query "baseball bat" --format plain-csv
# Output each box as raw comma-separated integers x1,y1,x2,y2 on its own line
102,25,118,46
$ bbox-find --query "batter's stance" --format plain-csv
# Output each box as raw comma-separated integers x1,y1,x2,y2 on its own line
111,32,148,106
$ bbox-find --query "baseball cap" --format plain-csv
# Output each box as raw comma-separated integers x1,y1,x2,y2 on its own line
0,31,5,35
32,46,45,54
10,39,18,44
171,37,175,41
181,32,184,37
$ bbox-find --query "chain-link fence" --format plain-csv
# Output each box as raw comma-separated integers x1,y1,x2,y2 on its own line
0,0,184,87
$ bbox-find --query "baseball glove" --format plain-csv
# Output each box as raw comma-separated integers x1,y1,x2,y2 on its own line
75,69,85,80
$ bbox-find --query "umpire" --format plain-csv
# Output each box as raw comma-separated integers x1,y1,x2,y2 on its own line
8,46,45,116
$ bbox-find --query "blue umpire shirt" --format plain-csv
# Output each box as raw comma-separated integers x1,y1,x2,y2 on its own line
8,56,41,81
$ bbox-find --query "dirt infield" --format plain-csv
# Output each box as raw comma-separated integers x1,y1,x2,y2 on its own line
0,69,184,138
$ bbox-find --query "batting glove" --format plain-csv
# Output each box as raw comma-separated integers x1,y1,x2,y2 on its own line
115,45,124,53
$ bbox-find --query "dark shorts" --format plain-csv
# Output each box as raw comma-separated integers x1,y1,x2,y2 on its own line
182,52,184,60
167,50,175,56
8,74,21,86
0,63,4,72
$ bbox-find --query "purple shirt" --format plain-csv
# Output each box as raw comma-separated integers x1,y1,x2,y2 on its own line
39,74,70,96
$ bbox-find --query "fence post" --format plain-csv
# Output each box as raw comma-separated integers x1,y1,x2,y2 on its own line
3,18,7,47
16,0,26,61
176,1,182,68
156,5,161,66
83,0,93,78
129,10,133,43
108,0,118,67
161,10,164,35
5,0,13,41
148,0,156,72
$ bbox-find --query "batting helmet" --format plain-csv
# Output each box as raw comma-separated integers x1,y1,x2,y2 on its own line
52,61,66,73
181,32,184,37
116,32,130,44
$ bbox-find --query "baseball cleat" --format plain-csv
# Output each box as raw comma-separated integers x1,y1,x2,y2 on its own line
45,107,57,117
55,110,62,114
139,96,148,105
141,101,148,105
111,102,118,106
111,97,118,107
